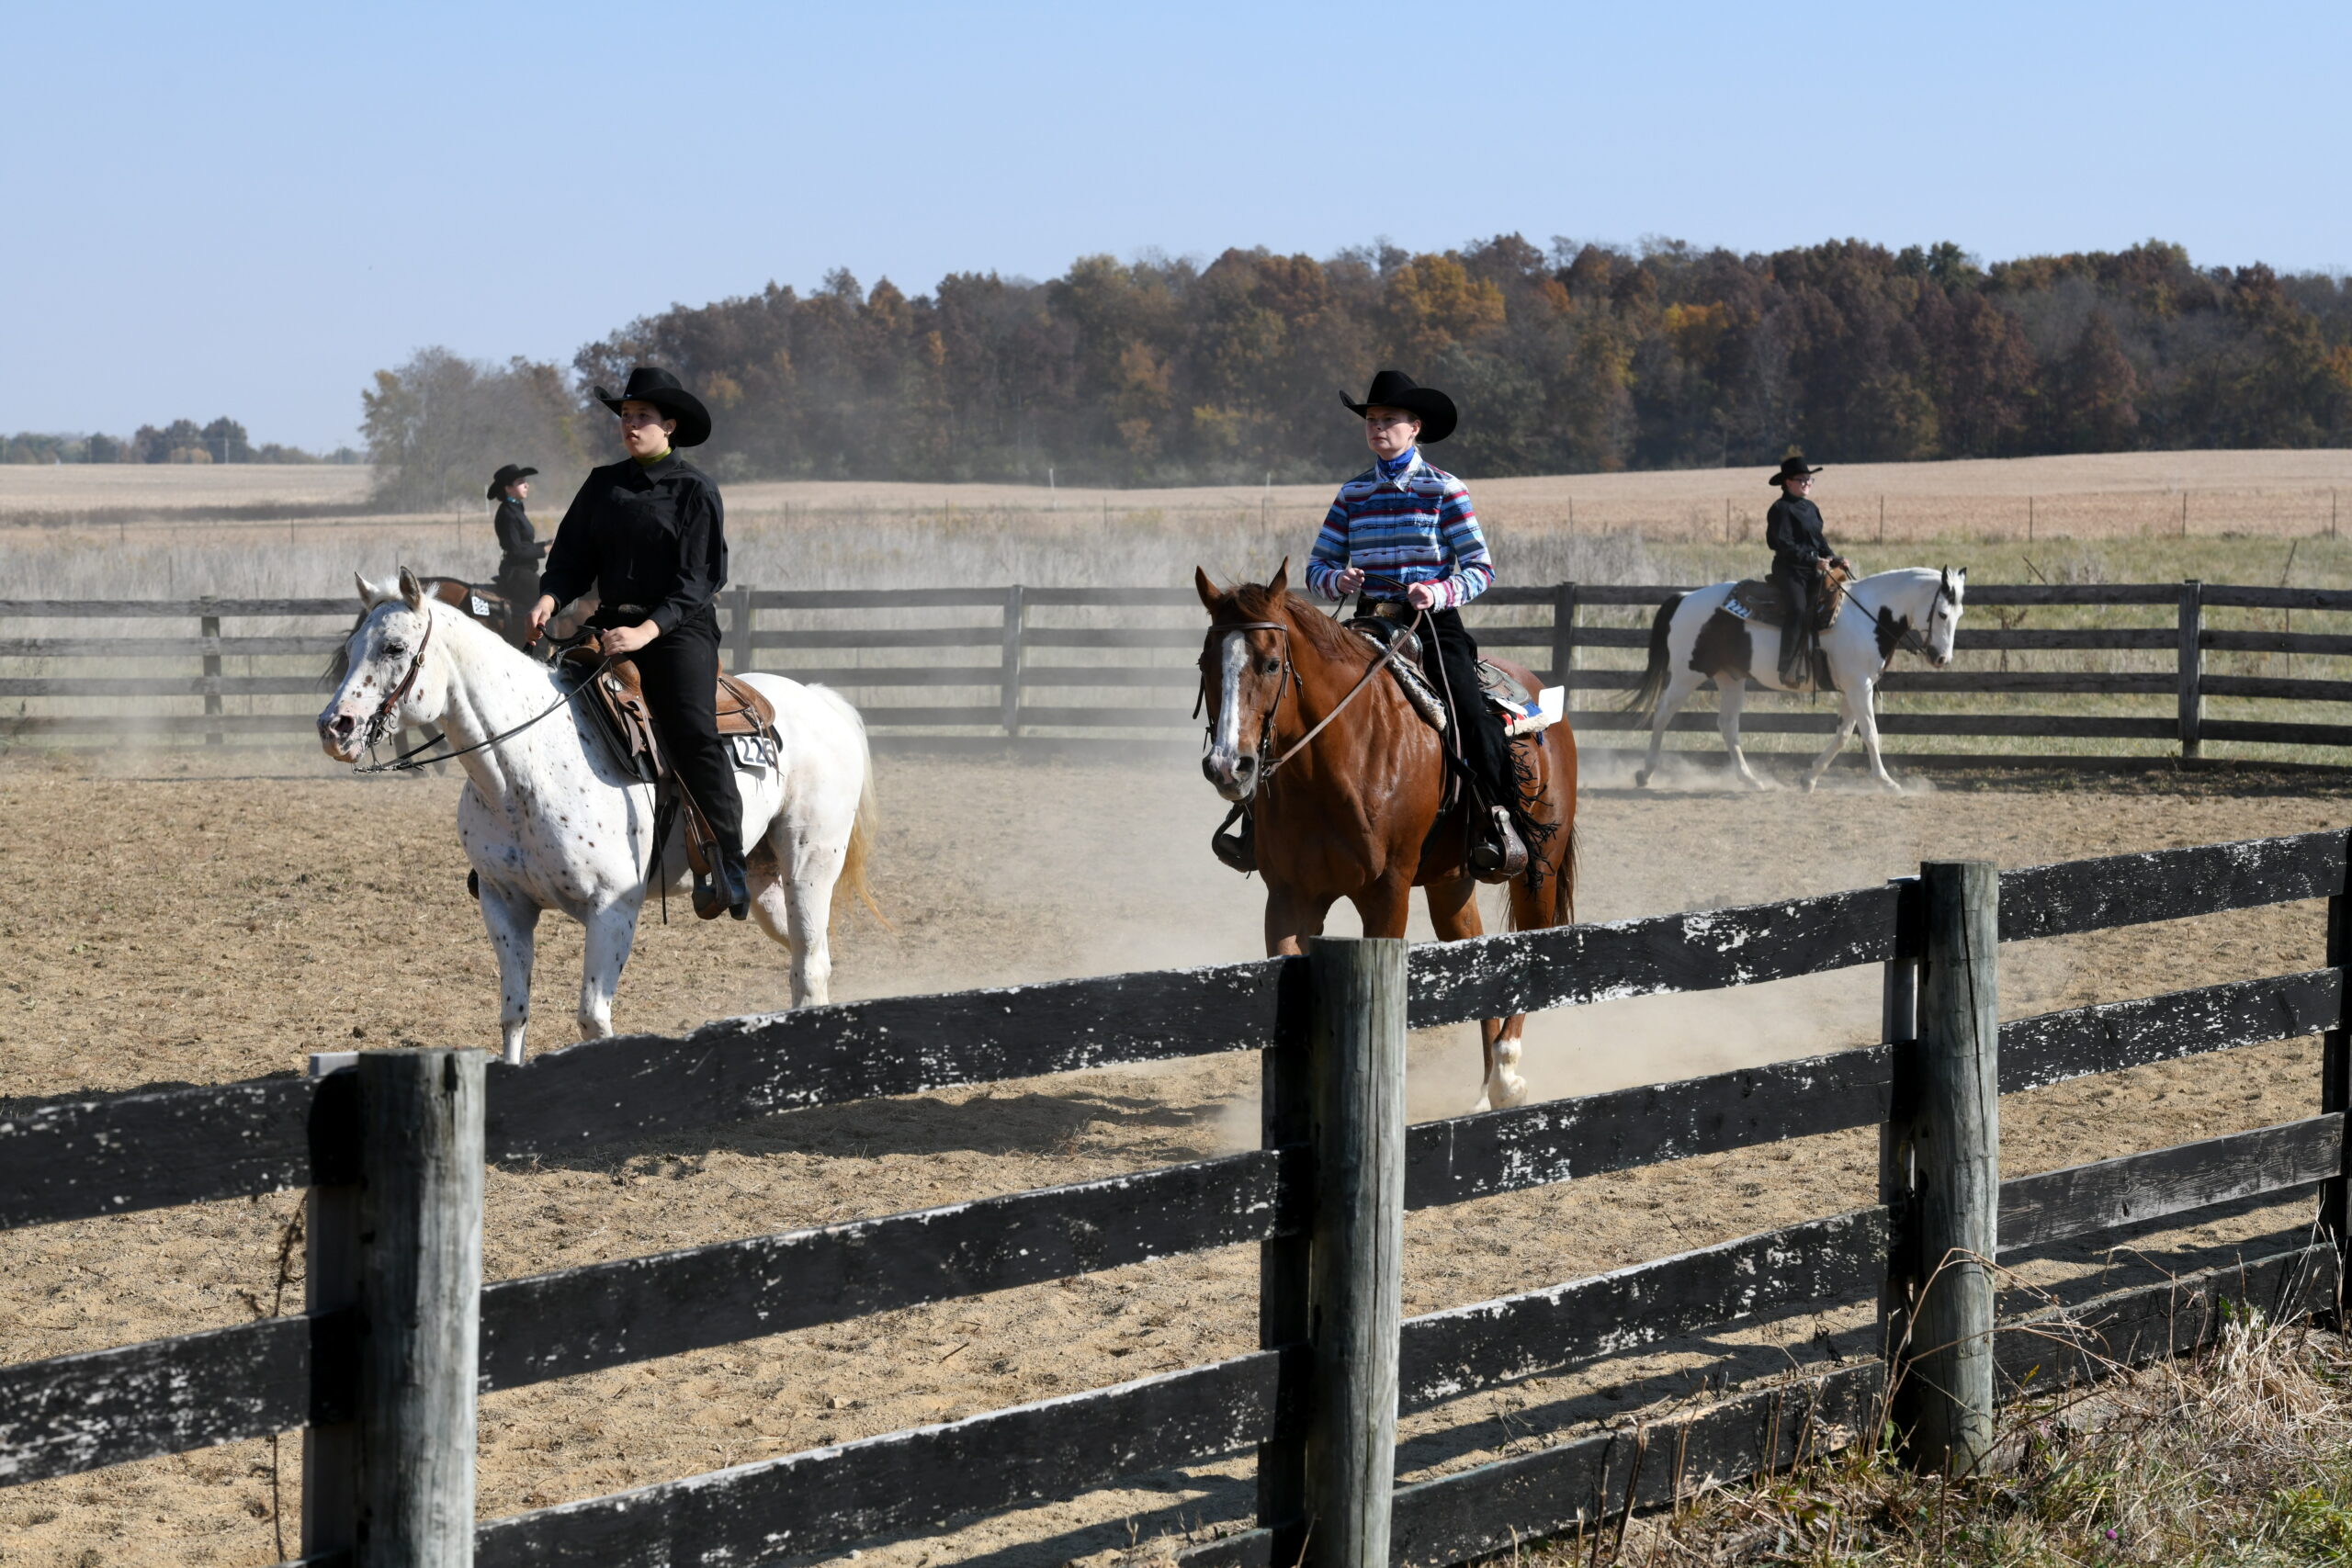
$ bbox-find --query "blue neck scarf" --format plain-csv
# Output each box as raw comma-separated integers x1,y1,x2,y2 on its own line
1376,447,1418,481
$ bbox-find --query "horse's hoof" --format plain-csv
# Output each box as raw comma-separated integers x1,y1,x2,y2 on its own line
501,1043,525,1067
1494,1075,1531,1109
1470,1094,1493,1115
1803,774,1821,795
1634,769,1651,789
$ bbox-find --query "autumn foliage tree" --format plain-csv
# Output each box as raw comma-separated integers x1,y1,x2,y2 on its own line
453,235,2352,487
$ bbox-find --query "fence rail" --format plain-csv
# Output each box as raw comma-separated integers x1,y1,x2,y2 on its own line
9,581,2352,764
3,829,2346,1565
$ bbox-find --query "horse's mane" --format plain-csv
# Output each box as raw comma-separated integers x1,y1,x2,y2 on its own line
1224,583,1363,664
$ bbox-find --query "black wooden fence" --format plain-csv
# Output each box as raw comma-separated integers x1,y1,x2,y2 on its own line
6,581,2352,765
3,829,2346,1565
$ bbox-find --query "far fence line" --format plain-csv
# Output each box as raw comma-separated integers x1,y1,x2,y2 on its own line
0,830,2344,1566
5,581,2352,768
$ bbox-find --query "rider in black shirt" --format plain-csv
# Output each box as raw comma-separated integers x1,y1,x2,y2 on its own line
1763,456,1850,686
527,367,750,919
488,463,542,647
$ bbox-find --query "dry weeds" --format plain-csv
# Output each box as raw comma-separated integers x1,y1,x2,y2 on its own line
1566,1297,2352,1566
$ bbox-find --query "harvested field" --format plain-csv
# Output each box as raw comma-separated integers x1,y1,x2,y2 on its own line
0,745,2346,1566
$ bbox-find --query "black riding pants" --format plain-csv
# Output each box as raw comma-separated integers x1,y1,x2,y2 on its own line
1770,559,1816,679
495,556,540,645
1385,604,1517,811
613,608,745,867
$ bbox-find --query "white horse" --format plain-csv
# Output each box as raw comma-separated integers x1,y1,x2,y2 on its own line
319,569,880,1063
1624,566,1966,792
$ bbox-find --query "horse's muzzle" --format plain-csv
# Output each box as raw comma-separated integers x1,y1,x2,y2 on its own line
1203,750,1258,803
318,706,367,762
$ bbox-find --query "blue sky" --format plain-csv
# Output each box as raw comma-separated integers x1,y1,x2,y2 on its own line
8,0,2347,452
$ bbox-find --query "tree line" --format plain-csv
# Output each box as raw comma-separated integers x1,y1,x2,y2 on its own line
364,234,2352,505
2,417,355,466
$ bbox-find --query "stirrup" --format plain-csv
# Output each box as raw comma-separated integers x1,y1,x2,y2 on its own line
1469,806,1526,884
1210,804,1256,874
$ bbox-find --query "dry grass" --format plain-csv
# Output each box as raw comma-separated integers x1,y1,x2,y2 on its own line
1526,1298,2352,1566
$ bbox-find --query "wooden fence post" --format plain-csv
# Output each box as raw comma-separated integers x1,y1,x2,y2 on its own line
1877,875,1922,1348
2177,580,2203,760
302,1052,363,1559
1257,959,1314,1565
728,583,755,673
1302,935,1408,1568
198,597,222,746
1001,584,1026,740
2320,839,2350,1270
356,1049,486,1567
1891,861,1999,1476
1549,581,1579,689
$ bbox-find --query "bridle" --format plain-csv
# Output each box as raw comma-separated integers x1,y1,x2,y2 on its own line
358,612,434,750
342,604,615,775
1833,571,1951,666
1197,615,1414,784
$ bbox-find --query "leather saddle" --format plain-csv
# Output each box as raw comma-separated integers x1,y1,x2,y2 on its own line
557,648,780,918
1347,610,1563,740
1721,562,1850,632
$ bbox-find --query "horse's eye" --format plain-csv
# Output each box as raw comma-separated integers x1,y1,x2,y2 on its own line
1260,658,1281,675
383,643,406,658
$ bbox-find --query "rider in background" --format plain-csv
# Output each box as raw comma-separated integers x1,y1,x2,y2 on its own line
488,462,543,649
1764,455,1852,686
1306,369,1538,877
526,367,750,920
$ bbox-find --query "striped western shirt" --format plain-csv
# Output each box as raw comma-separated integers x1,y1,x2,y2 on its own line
1304,449,1494,609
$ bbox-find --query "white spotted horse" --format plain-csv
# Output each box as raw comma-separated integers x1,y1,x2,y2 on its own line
321,568,881,1063
1623,567,1966,792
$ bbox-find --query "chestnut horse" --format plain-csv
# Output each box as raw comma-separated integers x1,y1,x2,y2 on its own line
1195,562,1577,1110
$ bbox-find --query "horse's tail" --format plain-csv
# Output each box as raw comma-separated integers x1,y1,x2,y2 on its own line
814,687,893,933
1621,592,1686,723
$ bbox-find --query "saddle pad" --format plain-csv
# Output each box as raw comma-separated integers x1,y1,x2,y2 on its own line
1477,661,1563,737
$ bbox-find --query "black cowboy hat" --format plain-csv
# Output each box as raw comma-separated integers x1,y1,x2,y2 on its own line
486,463,538,502
1340,369,1457,445
594,366,712,448
1769,455,1825,487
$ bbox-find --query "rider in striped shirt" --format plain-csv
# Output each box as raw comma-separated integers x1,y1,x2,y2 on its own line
1308,370,1535,879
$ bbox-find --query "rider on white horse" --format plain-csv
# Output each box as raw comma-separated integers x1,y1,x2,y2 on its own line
525,367,752,919
1764,455,1849,688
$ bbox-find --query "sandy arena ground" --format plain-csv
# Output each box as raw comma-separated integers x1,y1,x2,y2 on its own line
1,747,2348,1566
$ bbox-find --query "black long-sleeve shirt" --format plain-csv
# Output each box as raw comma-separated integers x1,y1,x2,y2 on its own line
1765,494,1833,574
492,498,545,562
539,452,728,635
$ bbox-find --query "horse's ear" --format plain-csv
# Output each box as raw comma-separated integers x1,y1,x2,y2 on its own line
1193,566,1221,611
397,566,426,612
1268,556,1291,597
357,571,398,608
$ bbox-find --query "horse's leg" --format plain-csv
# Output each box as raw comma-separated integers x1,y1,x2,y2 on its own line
1263,885,1336,957
1715,679,1766,790
1635,671,1702,788
1851,684,1902,792
478,883,539,1066
1801,697,1862,793
775,850,841,1008
1425,874,1525,1112
575,901,640,1042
